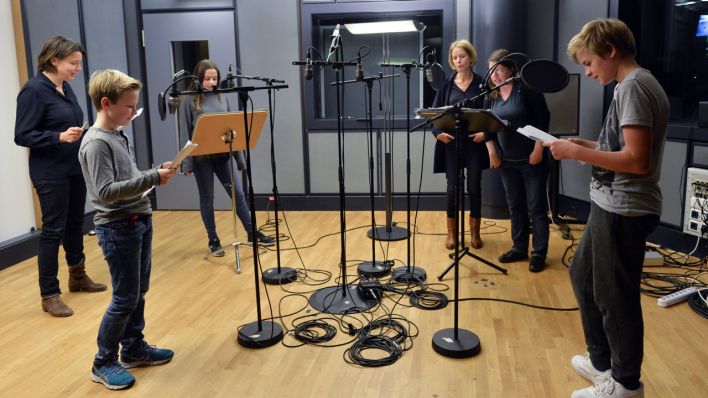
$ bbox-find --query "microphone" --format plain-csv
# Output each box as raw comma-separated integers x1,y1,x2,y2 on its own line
519,59,569,93
304,48,313,81
167,86,181,115
157,92,166,121
222,64,235,89
424,50,445,91
355,55,364,81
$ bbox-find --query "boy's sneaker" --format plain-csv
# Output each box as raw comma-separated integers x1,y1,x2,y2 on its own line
91,362,135,390
208,239,225,257
571,378,643,398
571,353,612,384
121,342,174,369
248,231,275,246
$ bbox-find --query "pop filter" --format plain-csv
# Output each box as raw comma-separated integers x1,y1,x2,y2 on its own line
520,60,569,93
157,92,166,121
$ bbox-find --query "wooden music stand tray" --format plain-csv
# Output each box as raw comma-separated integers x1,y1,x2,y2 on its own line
191,110,267,156
189,110,267,273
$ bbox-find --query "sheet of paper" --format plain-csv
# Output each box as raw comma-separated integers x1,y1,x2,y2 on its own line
140,185,155,199
516,125,558,142
131,107,143,120
169,140,198,170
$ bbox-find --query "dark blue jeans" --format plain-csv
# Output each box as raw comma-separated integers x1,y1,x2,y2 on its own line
32,174,87,298
192,154,252,241
499,160,549,258
570,203,659,389
94,215,152,366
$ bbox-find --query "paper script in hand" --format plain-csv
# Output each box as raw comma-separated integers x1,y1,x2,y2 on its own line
517,125,558,142
169,141,198,170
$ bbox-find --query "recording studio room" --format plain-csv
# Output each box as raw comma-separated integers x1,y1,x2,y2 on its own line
1,1,707,397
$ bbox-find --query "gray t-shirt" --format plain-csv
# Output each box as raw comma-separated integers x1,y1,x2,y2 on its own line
589,67,669,216
79,127,160,225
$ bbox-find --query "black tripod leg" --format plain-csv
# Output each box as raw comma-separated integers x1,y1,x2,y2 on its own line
438,248,470,281
463,251,508,274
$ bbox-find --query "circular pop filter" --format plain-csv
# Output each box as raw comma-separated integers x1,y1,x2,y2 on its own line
520,60,569,93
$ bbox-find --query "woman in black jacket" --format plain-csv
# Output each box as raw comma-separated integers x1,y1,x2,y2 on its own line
432,39,488,250
484,49,551,272
14,36,106,317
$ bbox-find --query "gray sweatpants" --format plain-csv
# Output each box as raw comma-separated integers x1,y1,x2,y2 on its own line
570,202,659,389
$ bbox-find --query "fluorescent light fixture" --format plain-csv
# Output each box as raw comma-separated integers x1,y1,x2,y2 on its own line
345,20,426,35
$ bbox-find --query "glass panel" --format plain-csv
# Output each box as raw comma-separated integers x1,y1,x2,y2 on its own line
171,40,209,90
312,14,443,122
620,0,708,122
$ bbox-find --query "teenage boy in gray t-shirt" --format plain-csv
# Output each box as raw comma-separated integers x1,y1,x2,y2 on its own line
545,19,669,398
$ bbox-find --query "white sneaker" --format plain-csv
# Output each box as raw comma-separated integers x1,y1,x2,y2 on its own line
571,378,644,398
571,353,611,384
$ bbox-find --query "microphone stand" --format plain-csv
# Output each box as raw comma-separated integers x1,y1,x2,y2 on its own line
292,51,377,314
232,74,297,285
380,62,427,283
330,73,399,278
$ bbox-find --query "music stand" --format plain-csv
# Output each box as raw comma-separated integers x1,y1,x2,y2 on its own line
418,106,507,358
191,110,266,274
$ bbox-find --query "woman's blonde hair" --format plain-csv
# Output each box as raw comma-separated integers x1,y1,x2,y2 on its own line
447,39,478,69
88,69,142,111
567,18,636,63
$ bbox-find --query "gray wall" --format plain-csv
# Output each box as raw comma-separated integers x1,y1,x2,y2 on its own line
236,0,305,194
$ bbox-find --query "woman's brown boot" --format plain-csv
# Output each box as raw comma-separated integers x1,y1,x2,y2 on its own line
41,295,73,317
445,218,455,250
68,259,107,293
469,216,483,249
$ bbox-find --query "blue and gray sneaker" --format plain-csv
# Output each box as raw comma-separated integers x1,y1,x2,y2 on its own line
91,362,135,390
121,342,174,369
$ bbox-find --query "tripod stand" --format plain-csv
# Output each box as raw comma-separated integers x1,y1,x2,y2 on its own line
190,110,267,274
431,107,508,280
416,105,508,357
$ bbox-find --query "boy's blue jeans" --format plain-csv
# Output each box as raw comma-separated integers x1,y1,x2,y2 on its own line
93,215,152,366
570,202,659,389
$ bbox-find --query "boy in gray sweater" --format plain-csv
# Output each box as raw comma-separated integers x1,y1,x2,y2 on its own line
79,69,177,390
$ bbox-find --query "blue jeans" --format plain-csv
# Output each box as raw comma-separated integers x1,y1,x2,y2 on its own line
192,155,252,241
32,175,87,298
499,160,549,258
94,215,152,366
570,203,659,389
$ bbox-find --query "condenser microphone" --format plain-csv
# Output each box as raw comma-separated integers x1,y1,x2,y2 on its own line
222,64,235,89
166,87,181,115
304,49,313,81
355,55,364,81
424,51,445,91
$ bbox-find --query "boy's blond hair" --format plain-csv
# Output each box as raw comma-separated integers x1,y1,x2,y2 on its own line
447,39,478,69
567,18,636,63
88,69,142,111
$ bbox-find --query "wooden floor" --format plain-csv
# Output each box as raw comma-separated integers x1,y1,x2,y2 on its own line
0,210,705,397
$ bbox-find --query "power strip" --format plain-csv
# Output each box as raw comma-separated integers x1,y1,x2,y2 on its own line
657,287,697,307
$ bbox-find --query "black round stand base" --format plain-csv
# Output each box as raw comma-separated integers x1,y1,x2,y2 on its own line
262,266,298,285
367,226,409,241
432,328,481,358
391,266,427,283
237,320,284,348
357,261,391,278
309,284,378,314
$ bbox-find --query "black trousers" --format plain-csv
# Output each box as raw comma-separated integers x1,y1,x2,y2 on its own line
444,140,487,218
